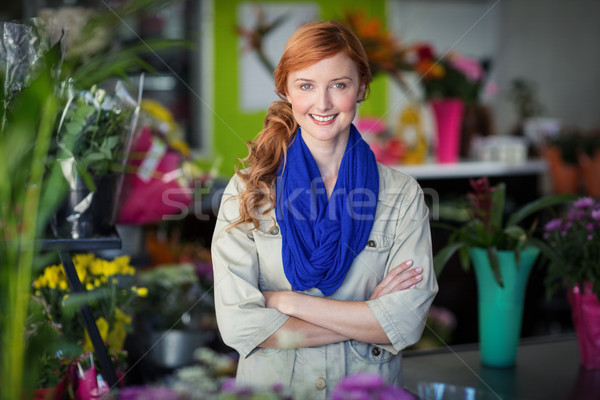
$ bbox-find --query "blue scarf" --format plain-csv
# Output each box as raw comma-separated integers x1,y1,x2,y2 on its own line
275,124,379,296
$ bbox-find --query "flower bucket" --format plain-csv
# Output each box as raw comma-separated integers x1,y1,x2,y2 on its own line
567,282,600,369
580,150,600,198
430,98,465,164
52,173,121,238
542,145,580,194
470,246,539,367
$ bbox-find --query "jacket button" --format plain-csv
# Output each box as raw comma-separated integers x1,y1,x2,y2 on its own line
270,226,280,235
315,377,326,390
367,240,376,248
371,346,381,356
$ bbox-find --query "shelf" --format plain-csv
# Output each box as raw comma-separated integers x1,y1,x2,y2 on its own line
392,159,547,180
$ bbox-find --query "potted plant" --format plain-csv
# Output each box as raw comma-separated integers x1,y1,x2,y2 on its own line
542,197,600,369
434,177,575,367
412,44,490,163
542,128,600,197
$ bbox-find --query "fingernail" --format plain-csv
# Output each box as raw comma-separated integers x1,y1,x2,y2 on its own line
416,267,423,273
406,260,413,267
416,275,422,280
410,284,417,289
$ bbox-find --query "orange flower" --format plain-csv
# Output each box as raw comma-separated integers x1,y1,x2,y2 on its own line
414,59,446,80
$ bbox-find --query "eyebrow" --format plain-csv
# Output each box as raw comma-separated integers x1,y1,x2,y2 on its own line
294,76,354,83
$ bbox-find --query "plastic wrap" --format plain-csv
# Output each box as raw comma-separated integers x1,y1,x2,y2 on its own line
51,78,141,238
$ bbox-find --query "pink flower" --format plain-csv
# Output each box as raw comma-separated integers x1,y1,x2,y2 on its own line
592,209,600,221
356,118,387,136
574,197,594,209
447,56,483,82
544,219,563,232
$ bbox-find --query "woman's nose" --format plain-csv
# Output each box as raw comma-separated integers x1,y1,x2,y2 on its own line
315,89,332,112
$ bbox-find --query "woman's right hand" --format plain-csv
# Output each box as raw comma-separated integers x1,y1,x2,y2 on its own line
368,260,423,300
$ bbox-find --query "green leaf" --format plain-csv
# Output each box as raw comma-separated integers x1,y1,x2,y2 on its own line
486,247,504,288
504,225,527,242
433,241,466,277
103,136,119,150
85,152,106,161
506,193,578,227
489,182,506,231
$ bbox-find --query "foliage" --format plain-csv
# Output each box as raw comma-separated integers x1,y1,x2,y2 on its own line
136,263,214,331
52,83,136,191
0,21,65,399
546,127,600,166
412,43,487,104
37,0,188,90
434,177,577,287
508,78,544,120
542,197,600,300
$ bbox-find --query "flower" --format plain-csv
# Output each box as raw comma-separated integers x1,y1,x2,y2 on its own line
543,197,600,300
412,43,487,104
343,12,413,89
434,177,576,286
332,373,416,400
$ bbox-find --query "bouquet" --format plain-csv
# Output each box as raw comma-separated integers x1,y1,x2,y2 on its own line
31,253,147,387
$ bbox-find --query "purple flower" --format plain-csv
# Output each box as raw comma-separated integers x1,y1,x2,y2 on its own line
574,197,594,209
332,373,416,400
544,219,563,232
587,223,595,231
118,386,181,400
588,234,594,240
592,209,600,221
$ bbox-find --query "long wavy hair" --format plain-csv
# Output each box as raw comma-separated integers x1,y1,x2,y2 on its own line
234,20,372,230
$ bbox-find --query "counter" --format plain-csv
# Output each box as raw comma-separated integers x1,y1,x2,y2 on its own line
401,335,600,400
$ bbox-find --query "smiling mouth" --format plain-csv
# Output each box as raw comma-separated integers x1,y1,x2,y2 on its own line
310,114,338,123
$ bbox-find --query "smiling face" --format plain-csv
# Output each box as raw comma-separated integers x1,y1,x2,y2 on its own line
286,52,363,149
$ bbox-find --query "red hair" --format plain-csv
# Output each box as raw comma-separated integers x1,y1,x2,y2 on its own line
233,20,372,230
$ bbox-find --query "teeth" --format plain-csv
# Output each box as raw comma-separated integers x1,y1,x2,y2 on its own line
311,114,335,122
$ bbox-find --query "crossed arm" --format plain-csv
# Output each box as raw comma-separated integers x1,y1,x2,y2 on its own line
259,260,422,349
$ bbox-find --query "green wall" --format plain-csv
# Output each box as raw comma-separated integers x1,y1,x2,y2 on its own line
211,0,387,177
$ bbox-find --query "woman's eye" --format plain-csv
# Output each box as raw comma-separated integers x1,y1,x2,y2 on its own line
300,84,312,90
332,82,346,89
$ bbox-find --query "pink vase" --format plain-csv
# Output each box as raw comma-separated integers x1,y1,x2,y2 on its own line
567,282,600,369
430,98,465,164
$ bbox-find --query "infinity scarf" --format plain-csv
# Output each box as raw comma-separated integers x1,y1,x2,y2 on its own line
275,124,379,296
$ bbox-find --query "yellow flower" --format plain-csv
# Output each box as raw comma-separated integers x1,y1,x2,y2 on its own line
84,317,109,353
132,286,149,297
141,99,175,124
107,320,127,353
171,139,190,157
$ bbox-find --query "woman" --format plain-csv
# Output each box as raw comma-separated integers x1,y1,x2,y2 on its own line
211,20,438,398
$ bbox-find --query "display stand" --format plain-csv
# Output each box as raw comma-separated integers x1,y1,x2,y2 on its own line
41,232,121,388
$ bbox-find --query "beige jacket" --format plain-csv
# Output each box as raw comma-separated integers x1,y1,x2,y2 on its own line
211,163,438,399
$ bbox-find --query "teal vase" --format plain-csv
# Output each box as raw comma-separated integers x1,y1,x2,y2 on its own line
470,246,540,367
